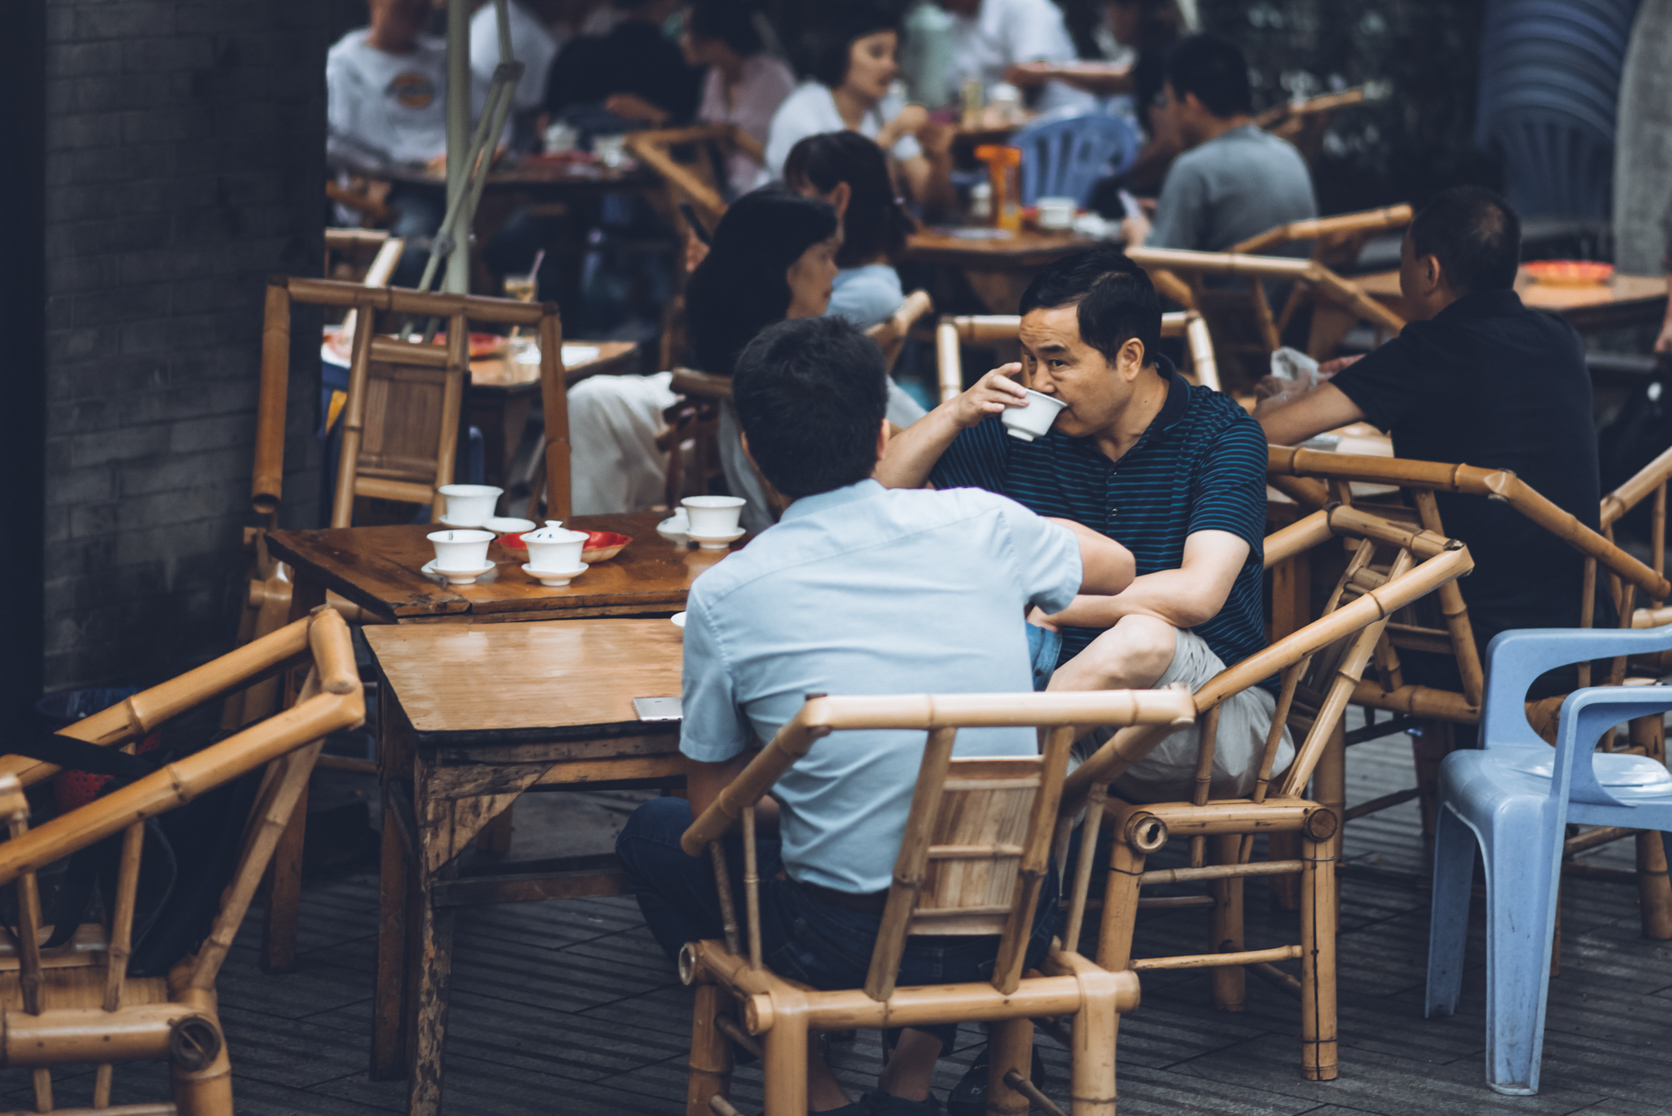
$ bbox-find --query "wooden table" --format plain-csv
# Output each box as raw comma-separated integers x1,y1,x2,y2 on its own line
367,618,686,1116
1358,267,1668,333
904,227,1101,313
266,512,735,625
380,156,660,199
466,339,640,490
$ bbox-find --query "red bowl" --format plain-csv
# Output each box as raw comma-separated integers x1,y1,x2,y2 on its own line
581,531,631,563
1524,260,1614,287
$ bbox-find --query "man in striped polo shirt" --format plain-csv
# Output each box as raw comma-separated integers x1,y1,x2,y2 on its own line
878,247,1292,800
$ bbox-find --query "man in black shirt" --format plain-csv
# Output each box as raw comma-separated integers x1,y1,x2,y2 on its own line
1258,186,1604,685
543,0,701,127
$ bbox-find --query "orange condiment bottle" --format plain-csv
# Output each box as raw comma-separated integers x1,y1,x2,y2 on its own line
974,144,1022,232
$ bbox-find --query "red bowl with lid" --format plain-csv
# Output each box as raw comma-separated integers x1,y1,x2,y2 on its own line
1524,260,1614,287
580,531,631,563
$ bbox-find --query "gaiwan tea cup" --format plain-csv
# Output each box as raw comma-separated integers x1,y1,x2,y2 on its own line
437,484,503,527
682,495,746,537
1000,389,1068,442
522,526,588,572
427,529,495,571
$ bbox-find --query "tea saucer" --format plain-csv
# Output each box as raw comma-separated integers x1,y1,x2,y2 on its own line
686,527,745,551
436,514,491,529
420,558,496,585
522,561,589,587
655,513,690,543
670,611,687,628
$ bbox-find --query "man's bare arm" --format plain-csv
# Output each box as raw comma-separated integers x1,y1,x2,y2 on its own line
874,364,1029,488
685,751,779,836
1045,517,1135,595
1256,383,1367,447
1037,529,1249,631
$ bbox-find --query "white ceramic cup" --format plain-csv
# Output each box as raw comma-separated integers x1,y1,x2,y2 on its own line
594,134,628,169
522,526,588,572
1036,196,1076,230
427,529,495,572
1000,389,1069,442
438,484,503,527
682,495,746,537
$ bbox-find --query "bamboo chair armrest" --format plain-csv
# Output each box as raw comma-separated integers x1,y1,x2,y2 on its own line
1602,444,1672,527
732,129,765,162
680,718,831,855
1231,204,1413,255
670,368,732,400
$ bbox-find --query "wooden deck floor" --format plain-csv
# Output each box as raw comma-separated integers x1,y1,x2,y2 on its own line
6,731,1672,1116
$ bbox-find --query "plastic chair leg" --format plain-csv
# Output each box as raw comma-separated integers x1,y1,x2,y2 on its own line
1425,805,1475,1018
1481,821,1561,1096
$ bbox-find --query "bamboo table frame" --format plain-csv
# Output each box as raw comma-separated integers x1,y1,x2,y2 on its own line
365,618,685,1116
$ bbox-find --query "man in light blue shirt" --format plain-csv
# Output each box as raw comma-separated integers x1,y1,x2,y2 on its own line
617,315,1134,1115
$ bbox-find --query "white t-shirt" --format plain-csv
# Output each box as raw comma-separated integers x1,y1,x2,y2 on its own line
470,0,560,110
946,0,1091,112
328,29,491,170
698,54,798,195
761,82,923,184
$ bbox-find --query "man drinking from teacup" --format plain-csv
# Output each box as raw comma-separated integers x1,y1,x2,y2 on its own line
877,246,1291,802
617,315,1135,1116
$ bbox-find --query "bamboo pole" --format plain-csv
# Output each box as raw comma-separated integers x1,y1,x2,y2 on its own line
1408,490,1483,706
251,281,292,517
1601,444,1672,528
331,306,377,528
936,319,964,404
93,820,146,1106
280,276,548,324
1182,311,1221,392
741,808,761,972
1231,205,1413,256
864,727,957,1001
538,307,573,521
993,725,1076,997
709,844,742,957
430,311,469,521
1130,944,1302,971
1138,860,1305,885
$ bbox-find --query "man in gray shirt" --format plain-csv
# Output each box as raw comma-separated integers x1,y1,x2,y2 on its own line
1126,33,1317,253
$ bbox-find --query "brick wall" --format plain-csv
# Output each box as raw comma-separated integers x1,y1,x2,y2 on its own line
42,0,328,692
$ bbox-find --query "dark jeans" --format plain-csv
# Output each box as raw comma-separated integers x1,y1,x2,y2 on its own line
616,796,1060,1052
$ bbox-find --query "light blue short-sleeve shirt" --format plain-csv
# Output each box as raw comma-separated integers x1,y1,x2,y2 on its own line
680,480,1081,893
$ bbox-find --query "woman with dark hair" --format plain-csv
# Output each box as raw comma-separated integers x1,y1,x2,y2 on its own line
762,3,951,210
682,0,796,195
783,131,928,429
565,189,840,527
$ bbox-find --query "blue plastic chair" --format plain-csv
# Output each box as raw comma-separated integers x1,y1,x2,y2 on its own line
1011,107,1140,208
1426,625,1672,1095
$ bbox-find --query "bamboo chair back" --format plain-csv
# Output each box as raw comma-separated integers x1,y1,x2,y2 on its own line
680,690,1196,995
1231,204,1412,272
251,276,568,527
934,309,1220,403
865,289,934,372
1254,87,1372,166
0,609,364,1114
1268,446,1672,708
1124,246,1406,388
625,123,764,239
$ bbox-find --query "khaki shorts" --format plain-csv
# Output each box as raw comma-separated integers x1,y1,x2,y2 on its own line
1069,627,1295,803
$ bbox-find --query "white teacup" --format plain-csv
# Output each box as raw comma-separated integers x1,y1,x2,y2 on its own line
522,526,588,572
594,134,629,169
1000,389,1069,442
427,529,495,572
682,495,746,537
1036,196,1076,230
438,484,503,527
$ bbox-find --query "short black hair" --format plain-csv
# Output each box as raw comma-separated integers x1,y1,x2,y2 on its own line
1408,185,1522,294
732,316,889,498
1018,246,1162,372
1165,33,1252,118
684,188,840,376
687,0,763,57
783,131,915,267
809,2,898,89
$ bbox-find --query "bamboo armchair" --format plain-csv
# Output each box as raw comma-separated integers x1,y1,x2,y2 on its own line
1050,506,1472,1081
1253,87,1372,167
0,609,363,1115
866,289,935,372
625,123,765,237
1267,446,1672,937
679,689,1196,1116
933,309,1220,405
1124,246,1406,390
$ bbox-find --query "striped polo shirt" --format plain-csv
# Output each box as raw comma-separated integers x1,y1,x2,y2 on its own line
930,359,1270,679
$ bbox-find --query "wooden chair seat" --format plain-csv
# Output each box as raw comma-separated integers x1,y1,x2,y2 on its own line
680,689,1196,1116
0,609,363,1114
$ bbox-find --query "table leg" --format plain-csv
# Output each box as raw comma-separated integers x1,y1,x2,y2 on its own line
259,573,327,973
372,795,412,1079
406,869,457,1116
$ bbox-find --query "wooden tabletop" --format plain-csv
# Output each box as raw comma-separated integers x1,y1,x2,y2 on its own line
379,158,658,193
267,512,737,622
366,618,683,741
903,227,1100,268
1358,267,1668,330
468,340,639,392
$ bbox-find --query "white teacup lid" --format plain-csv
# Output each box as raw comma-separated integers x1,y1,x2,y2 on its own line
523,526,587,543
